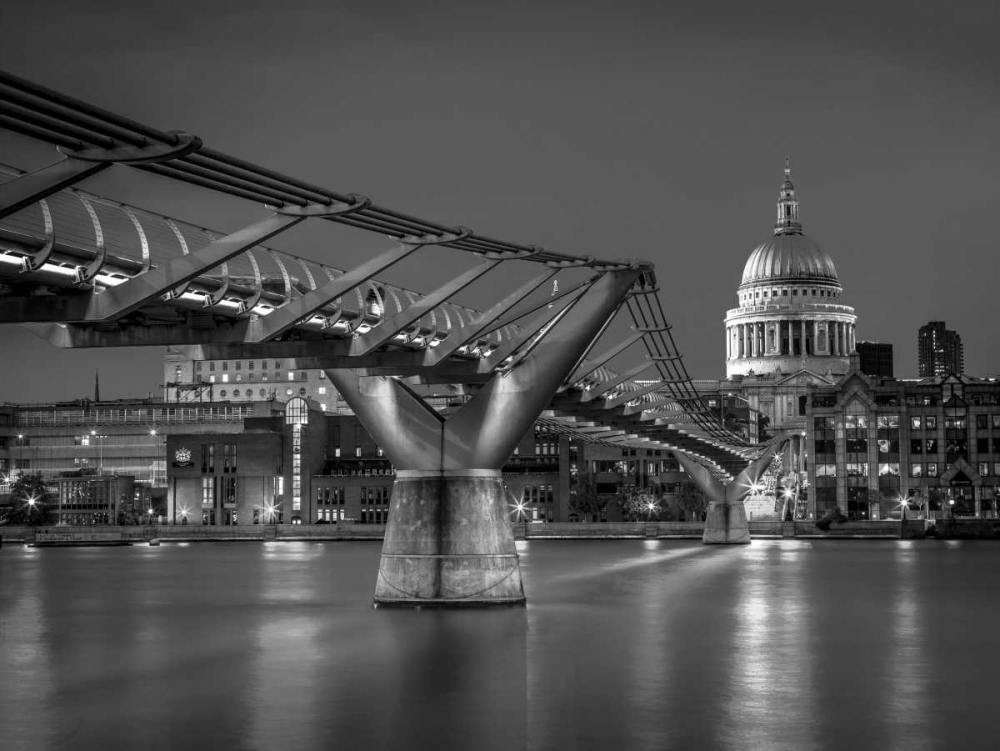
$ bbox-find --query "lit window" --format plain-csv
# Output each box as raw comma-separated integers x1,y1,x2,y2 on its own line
318,387,327,394
288,372,295,381
236,374,242,382
286,388,293,396
210,375,216,383
320,403,326,411
222,374,229,383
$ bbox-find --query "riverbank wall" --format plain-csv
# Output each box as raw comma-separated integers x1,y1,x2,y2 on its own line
3,518,997,543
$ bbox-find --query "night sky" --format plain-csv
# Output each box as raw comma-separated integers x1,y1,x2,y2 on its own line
1,0,998,403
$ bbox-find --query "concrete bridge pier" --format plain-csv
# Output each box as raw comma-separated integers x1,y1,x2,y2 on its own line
326,266,644,607
674,441,783,544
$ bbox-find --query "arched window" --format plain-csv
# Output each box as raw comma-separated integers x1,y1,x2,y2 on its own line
285,397,309,426
220,389,227,398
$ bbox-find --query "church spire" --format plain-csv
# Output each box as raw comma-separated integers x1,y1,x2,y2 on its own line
774,155,802,235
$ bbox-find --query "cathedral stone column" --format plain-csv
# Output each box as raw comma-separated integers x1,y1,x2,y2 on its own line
800,319,807,356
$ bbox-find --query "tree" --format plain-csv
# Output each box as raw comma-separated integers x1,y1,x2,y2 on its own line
569,473,608,522
618,488,661,521
4,472,50,525
672,481,708,522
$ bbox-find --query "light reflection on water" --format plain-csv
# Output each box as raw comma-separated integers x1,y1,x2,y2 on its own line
2,539,1000,750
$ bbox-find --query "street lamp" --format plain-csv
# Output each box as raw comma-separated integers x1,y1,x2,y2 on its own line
513,500,528,537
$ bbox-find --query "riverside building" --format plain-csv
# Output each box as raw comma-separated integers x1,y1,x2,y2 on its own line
807,365,1000,520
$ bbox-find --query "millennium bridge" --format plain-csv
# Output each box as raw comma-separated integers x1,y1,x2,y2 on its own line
0,70,785,606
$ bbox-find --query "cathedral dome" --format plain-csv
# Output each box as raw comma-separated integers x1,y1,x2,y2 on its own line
740,233,839,288
738,158,840,290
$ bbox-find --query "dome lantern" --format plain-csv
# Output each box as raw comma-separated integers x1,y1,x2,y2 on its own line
774,155,802,235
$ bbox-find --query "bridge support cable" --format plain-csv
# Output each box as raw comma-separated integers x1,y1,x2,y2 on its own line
673,441,784,544
425,268,558,363
568,330,648,385
351,259,500,355
248,240,421,341
579,360,658,402
324,267,642,607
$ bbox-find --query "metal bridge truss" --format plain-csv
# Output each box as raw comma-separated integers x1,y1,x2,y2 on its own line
0,69,757,481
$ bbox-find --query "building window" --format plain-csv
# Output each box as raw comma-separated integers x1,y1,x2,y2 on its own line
223,443,237,473
248,361,255,370
222,476,237,504
201,444,215,473
288,372,295,381
318,387,327,395
220,390,227,398
202,476,215,505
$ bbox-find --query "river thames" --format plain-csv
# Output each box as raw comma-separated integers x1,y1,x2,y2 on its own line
1,538,996,751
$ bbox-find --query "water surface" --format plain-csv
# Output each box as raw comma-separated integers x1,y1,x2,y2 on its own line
1,539,996,750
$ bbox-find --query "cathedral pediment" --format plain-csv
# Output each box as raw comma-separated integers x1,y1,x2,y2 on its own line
773,368,837,388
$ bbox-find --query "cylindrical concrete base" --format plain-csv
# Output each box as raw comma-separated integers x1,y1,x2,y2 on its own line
373,469,525,608
702,501,752,544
